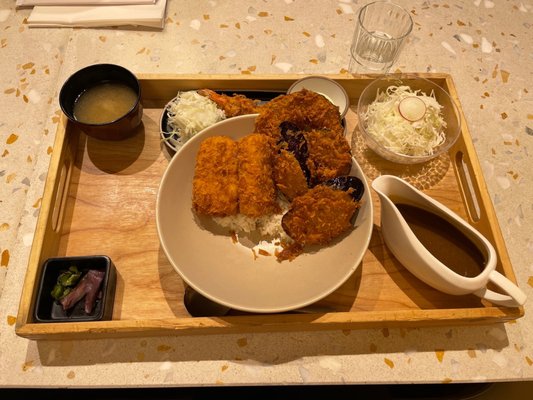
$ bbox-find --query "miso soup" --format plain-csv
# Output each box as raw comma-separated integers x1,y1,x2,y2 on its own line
73,82,138,124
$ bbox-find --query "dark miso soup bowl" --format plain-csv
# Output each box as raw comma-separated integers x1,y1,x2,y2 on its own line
34,255,116,323
59,63,143,140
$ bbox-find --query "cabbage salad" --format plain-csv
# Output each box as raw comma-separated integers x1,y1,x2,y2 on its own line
165,91,226,146
362,85,447,157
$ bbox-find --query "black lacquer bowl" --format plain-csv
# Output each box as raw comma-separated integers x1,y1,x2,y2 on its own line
59,63,143,140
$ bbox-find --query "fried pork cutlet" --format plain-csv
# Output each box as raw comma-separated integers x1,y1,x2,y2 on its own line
304,128,352,184
281,185,359,246
254,89,344,140
192,136,239,216
272,149,308,201
237,134,280,218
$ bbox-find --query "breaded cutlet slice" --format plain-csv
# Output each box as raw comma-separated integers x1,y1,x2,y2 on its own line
237,133,280,218
192,136,239,216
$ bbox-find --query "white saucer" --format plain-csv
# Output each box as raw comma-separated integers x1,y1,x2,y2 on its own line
288,76,350,118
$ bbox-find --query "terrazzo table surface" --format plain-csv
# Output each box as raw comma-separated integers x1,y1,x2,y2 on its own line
1,0,532,387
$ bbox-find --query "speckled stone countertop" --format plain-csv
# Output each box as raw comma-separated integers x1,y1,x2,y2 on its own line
1,0,532,387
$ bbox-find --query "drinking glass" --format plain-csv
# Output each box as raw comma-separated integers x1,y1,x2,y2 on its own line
349,1,413,74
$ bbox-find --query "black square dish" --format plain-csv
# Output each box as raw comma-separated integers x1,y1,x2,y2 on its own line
34,255,116,323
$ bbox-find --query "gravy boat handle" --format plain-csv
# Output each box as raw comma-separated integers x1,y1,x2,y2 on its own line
473,270,527,307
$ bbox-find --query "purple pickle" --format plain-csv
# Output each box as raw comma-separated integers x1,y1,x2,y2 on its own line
60,269,105,314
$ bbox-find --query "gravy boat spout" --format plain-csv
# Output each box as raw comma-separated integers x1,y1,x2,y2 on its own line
372,175,526,307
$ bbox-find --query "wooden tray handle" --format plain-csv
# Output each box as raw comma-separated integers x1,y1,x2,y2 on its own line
50,157,72,233
454,150,483,223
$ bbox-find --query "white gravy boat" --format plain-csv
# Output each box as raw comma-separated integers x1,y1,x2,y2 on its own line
372,175,526,307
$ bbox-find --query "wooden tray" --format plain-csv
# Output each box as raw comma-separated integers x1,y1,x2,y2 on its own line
16,74,524,340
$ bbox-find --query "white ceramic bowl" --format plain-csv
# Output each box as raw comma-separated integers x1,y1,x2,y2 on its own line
288,76,350,118
357,74,462,164
156,114,374,313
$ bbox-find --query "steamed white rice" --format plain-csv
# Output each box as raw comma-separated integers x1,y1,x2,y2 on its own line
212,197,290,241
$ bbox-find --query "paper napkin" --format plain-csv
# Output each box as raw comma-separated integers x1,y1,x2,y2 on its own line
27,0,167,29
17,0,156,7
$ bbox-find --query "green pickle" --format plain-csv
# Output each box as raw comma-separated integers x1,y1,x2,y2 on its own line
50,284,64,300
50,265,82,301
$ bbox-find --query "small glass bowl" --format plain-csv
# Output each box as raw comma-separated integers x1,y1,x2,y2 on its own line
357,74,461,164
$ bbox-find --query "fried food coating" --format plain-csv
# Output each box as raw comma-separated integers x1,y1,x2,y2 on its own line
192,136,239,216
237,133,280,218
281,185,359,246
198,89,261,117
254,89,343,140
304,128,352,184
272,149,308,201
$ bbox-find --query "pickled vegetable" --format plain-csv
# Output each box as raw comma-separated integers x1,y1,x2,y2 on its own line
50,266,81,300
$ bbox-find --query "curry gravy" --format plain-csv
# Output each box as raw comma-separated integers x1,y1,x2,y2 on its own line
73,82,137,124
395,203,486,277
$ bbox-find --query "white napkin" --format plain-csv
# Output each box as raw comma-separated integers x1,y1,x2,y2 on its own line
17,0,156,7
27,0,167,29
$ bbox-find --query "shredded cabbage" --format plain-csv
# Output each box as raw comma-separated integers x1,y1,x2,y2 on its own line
362,85,447,157
164,91,226,146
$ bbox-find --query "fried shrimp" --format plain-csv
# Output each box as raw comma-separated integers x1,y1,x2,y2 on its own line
304,128,352,184
197,89,261,117
192,136,239,216
237,134,280,218
254,89,343,140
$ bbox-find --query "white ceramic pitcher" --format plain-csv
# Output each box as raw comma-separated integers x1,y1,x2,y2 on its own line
372,175,526,307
